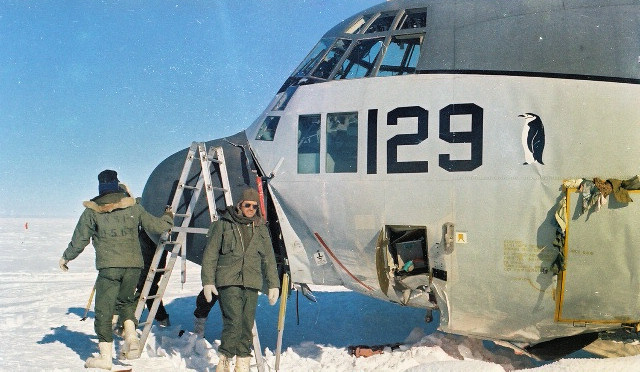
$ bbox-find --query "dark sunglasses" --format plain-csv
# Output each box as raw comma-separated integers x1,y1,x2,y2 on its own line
242,202,258,210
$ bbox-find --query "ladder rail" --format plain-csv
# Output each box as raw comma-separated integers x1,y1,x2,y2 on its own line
138,240,183,347
134,234,176,319
199,144,219,221
168,143,199,214
215,147,234,207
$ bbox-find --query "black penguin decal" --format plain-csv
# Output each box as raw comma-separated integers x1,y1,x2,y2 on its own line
519,113,545,165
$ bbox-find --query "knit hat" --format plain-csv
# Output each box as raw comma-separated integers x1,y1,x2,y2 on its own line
241,188,260,203
98,169,120,195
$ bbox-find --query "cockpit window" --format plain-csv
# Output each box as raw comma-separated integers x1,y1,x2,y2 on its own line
292,38,334,78
346,14,374,34
365,12,396,33
311,39,352,79
297,114,321,174
397,8,427,29
255,116,280,141
377,35,423,77
272,85,297,110
326,112,358,173
333,37,384,80
278,7,428,93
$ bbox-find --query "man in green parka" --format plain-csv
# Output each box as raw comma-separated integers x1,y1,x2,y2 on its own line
201,187,280,372
59,169,173,370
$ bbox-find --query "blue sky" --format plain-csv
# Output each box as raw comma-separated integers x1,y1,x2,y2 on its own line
0,1,380,217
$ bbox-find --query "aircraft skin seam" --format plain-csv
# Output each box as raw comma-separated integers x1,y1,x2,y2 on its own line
417,69,640,85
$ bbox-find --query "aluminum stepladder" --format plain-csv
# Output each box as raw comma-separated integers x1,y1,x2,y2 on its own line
134,141,231,349
133,141,266,372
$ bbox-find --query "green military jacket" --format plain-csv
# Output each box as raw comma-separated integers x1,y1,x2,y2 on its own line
63,192,173,270
201,208,279,291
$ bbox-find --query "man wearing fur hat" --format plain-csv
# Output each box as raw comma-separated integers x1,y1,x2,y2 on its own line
59,169,174,370
201,187,280,372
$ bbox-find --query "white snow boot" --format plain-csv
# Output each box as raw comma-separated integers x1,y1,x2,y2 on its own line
234,356,251,372
193,316,207,338
84,341,113,370
121,319,141,360
217,353,231,372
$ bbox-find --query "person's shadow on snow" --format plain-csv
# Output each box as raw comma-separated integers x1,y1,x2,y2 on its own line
38,325,96,360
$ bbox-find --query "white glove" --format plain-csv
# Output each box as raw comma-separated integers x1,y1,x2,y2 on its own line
268,287,279,306
59,258,69,272
203,284,218,302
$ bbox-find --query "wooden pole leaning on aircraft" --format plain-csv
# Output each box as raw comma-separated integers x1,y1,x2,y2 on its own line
275,272,290,371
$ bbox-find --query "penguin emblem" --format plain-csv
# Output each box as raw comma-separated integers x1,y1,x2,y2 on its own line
518,113,545,165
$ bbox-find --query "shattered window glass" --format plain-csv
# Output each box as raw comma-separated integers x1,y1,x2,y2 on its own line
397,9,427,30
292,38,334,78
333,37,384,80
278,7,429,90
255,116,280,141
347,14,374,34
298,114,321,174
326,112,358,173
365,12,396,33
311,39,352,79
377,35,423,77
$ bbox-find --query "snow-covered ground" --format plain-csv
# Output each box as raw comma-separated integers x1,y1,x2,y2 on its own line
2,217,640,371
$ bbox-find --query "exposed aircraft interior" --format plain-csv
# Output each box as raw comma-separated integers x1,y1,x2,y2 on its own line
376,225,436,310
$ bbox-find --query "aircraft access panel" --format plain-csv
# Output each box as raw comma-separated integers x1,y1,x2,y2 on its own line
556,188,640,324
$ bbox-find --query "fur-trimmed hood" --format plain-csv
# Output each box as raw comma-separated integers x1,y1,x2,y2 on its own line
83,194,136,213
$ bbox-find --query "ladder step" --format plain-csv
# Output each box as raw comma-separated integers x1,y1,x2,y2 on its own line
172,226,209,234
181,185,198,190
161,241,181,246
212,186,228,192
174,213,190,218
146,294,162,300
152,267,168,273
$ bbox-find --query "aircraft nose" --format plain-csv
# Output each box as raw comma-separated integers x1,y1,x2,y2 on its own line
140,130,259,263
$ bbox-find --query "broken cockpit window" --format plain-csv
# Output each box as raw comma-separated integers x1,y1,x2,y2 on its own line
255,116,280,141
333,37,384,80
365,12,396,33
277,7,428,92
397,8,427,30
292,38,334,78
345,13,374,34
311,39,352,80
